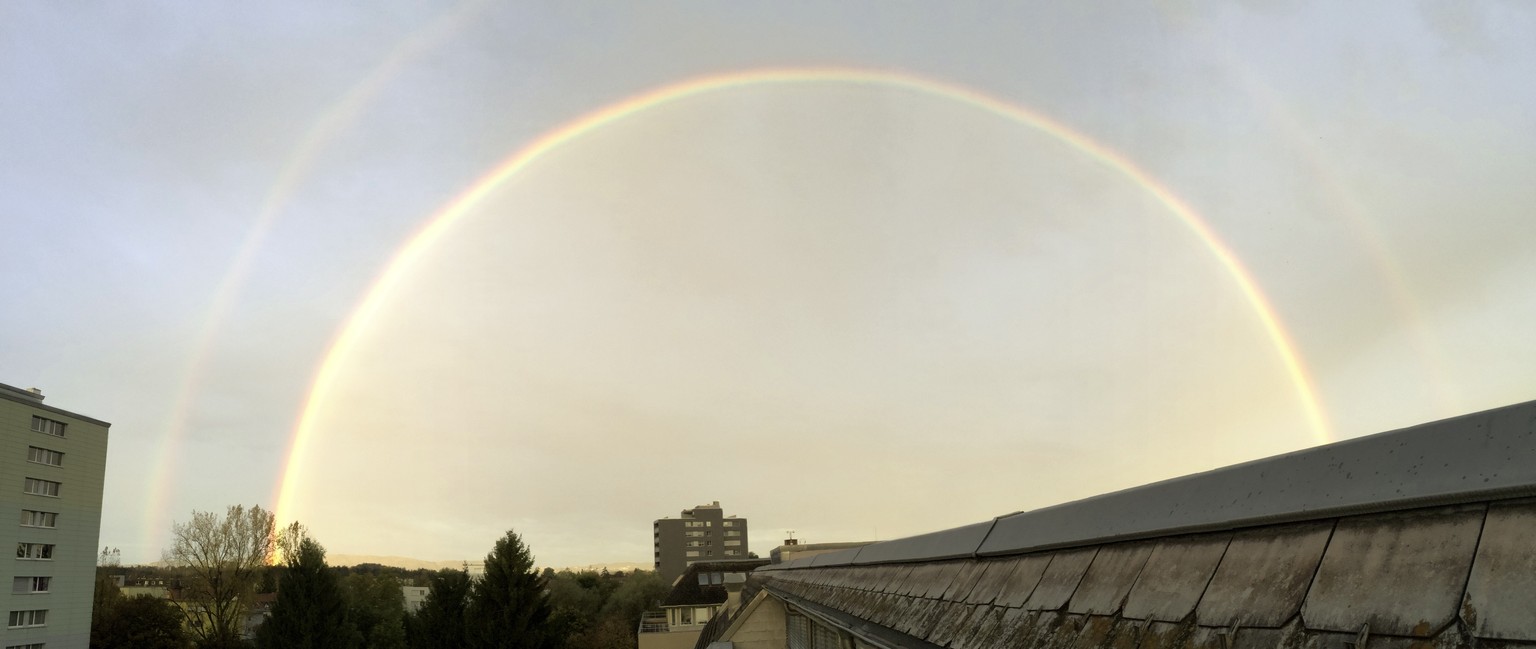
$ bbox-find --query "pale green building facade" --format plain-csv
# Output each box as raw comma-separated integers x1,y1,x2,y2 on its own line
0,383,109,649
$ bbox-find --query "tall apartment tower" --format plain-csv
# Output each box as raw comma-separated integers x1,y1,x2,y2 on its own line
652,501,749,585
0,383,109,649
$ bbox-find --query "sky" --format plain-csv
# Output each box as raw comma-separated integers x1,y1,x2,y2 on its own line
3,1,1534,568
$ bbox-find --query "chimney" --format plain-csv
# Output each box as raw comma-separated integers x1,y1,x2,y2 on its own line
723,572,746,612
783,538,798,546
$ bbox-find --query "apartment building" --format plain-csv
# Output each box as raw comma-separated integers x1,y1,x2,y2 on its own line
653,501,749,585
0,383,109,649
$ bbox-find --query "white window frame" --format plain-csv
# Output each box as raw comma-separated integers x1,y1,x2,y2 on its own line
22,479,59,498
19,511,56,529
30,416,65,437
26,447,62,468
16,544,54,561
11,577,49,594
6,609,46,628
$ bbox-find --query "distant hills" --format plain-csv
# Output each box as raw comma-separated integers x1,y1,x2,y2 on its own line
327,554,650,573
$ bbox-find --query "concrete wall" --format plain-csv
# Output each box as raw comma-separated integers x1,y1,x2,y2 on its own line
721,593,788,649
638,628,703,649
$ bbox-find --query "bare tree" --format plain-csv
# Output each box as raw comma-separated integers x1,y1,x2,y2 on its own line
163,504,276,647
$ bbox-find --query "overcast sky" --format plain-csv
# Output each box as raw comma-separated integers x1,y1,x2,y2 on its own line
3,2,1533,567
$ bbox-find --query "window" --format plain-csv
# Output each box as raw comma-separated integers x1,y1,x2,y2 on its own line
30,416,65,437
686,540,710,547
685,521,705,528
723,520,737,527
16,544,53,560
6,642,46,649
11,578,48,594
697,572,724,586
19,511,56,529
23,479,60,497
26,447,62,467
725,550,741,556
725,530,741,537
7,609,46,628
725,540,741,546
685,550,700,558
685,531,705,538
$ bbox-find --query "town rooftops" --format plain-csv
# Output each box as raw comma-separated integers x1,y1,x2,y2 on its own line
663,559,770,608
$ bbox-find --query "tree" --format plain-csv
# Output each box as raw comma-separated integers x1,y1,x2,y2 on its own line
408,567,471,649
598,569,666,631
343,572,407,649
163,504,275,648
257,535,359,649
465,530,557,649
93,595,192,649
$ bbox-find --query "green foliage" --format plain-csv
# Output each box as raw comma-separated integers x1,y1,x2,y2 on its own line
95,595,192,649
342,572,407,649
257,536,360,649
465,530,557,649
406,568,471,649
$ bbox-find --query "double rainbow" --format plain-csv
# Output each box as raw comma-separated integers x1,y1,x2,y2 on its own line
273,67,1331,527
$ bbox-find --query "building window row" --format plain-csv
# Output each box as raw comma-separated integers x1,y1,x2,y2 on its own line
684,531,705,538
6,609,46,628
29,416,65,438
722,520,738,527
7,642,46,649
685,540,711,547
724,530,741,537
725,540,741,546
10,578,49,595
16,544,53,560
22,479,60,498
684,521,712,528
19,511,56,529
25,447,62,468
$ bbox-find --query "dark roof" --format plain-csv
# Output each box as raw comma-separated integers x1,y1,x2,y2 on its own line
745,399,1536,648
662,559,769,607
759,398,1536,570
0,381,112,427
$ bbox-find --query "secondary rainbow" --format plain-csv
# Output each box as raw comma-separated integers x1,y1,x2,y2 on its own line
274,67,1332,527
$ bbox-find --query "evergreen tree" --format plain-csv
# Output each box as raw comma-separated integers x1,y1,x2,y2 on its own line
343,572,407,649
465,530,557,649
407,568,471,649
257,536,360,649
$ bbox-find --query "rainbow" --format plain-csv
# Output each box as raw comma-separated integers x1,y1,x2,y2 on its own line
140,0,494,553
273,67,1332,527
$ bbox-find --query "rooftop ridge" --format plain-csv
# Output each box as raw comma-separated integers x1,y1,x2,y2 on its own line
762,398,1536,570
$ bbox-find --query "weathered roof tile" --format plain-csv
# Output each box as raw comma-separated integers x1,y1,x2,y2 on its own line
1301,505,1484,637
1121,533,1231,622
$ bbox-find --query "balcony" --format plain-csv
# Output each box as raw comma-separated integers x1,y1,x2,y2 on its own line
637,611,669,634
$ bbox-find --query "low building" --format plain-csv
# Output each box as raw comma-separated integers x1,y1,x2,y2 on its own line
769,541,872,566
402,585,428,613
700,399,1536,649
638,559,768,649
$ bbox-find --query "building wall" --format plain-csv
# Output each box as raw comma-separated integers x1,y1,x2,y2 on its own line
653,502,749,585
636,628,702,649
721,593,787,649
0,385,110,649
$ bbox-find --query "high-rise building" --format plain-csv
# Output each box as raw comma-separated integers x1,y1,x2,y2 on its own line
1,383,109,649
653,501,749,584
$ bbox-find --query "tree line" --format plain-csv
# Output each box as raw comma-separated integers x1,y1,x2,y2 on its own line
91,505,669,649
